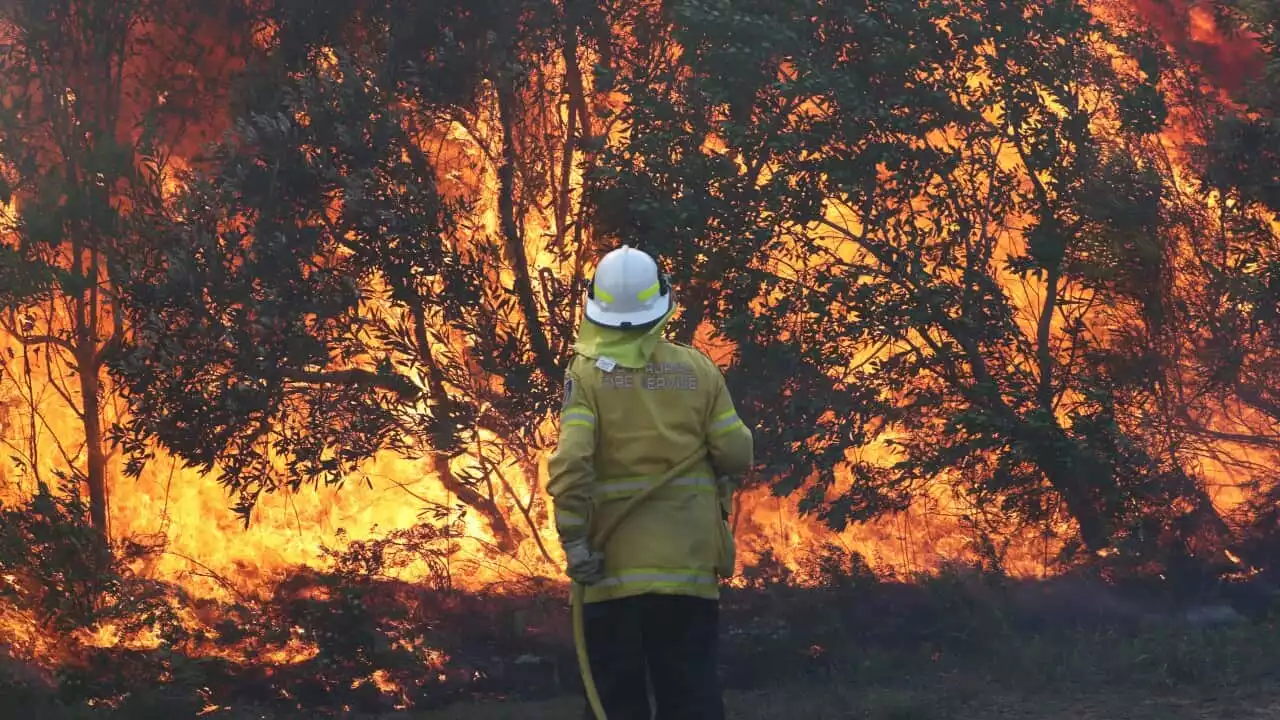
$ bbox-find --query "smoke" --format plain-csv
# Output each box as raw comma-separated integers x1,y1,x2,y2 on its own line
1126,0,1264,93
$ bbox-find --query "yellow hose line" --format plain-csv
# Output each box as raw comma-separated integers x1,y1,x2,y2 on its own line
573,582,606,720
571,448,709,720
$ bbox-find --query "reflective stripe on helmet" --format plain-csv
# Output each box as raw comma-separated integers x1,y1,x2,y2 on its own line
584,245,672,328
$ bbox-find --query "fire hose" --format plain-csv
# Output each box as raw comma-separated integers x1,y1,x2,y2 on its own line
571,447,715,720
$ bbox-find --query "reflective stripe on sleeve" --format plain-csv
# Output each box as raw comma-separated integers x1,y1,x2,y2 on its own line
555,507,587,528
562,409,595,430
709,409,746,438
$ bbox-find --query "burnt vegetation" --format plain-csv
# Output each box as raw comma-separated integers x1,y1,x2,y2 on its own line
1,0,1280,716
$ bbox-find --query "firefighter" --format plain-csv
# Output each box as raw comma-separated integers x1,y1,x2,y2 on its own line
548,245,755,720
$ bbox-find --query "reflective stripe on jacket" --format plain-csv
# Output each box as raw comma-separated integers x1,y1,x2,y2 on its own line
547,339,754,603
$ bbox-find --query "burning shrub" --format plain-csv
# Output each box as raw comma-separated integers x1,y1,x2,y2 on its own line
0,650,63,717
264,570,428,707
0,483,182,642
801,543,881,590
0,484,202,717
737,549,795,590
1229,484,1280,573
321,524,461,590
0,503,577,716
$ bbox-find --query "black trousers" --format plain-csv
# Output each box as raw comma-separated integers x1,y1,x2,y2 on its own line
579,594,725,720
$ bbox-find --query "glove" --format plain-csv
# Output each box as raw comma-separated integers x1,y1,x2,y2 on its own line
716,475,737,521
563,538,605,586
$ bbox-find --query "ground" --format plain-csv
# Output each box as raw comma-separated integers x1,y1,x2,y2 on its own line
415,590,1280,719
411,574,1280,719
12,570,1280,718
421,682,1280,719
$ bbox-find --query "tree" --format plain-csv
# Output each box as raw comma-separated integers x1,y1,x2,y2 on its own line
111,0,618,559
107,0,1254,571
1192,0,1280,436
0,0,252,532
590,0,1222,559
1169,1,1280,566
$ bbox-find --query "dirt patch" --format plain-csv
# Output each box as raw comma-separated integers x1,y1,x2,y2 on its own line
416,685,1280,720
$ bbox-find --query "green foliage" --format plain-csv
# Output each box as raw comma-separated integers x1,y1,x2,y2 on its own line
112,40,448,517
586,0,1216,558
0,246,55,308
110,0,574,530
82,0,1280,566
0,0,256,530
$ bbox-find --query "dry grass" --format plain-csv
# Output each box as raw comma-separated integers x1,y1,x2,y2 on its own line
415,588,1280,720
419,683,1280,719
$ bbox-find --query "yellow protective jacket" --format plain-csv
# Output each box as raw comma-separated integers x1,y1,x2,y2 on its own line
547,309,754,603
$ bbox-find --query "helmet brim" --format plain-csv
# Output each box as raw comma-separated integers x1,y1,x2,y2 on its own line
584,294,673,329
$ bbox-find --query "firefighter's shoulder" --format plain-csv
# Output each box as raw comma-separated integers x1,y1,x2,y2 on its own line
566,354,597,374
663,339,706,359
663,341,723,375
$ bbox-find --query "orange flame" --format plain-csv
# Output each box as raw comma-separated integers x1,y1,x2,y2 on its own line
0,4,1274,676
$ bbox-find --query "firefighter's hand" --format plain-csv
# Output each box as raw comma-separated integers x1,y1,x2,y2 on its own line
717,475,737,521
563,538,605,585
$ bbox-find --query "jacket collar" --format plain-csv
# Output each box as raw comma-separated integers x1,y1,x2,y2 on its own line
572,304,676,369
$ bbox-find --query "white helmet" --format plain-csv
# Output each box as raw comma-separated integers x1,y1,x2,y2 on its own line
584,245,673,329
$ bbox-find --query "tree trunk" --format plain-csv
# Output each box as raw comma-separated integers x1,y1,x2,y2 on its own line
557,3,598,346
1035,265,1059,410
552,5,583,251
1027,267,1113,550
408,299,518,552
431,453,518,553
79,351,109,533
495,74,557,377
674,281,710,345
1027,428,1111,553
1043,466,1109,554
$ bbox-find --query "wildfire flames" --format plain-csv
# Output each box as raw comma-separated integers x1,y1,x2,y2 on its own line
0,0,1275,711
